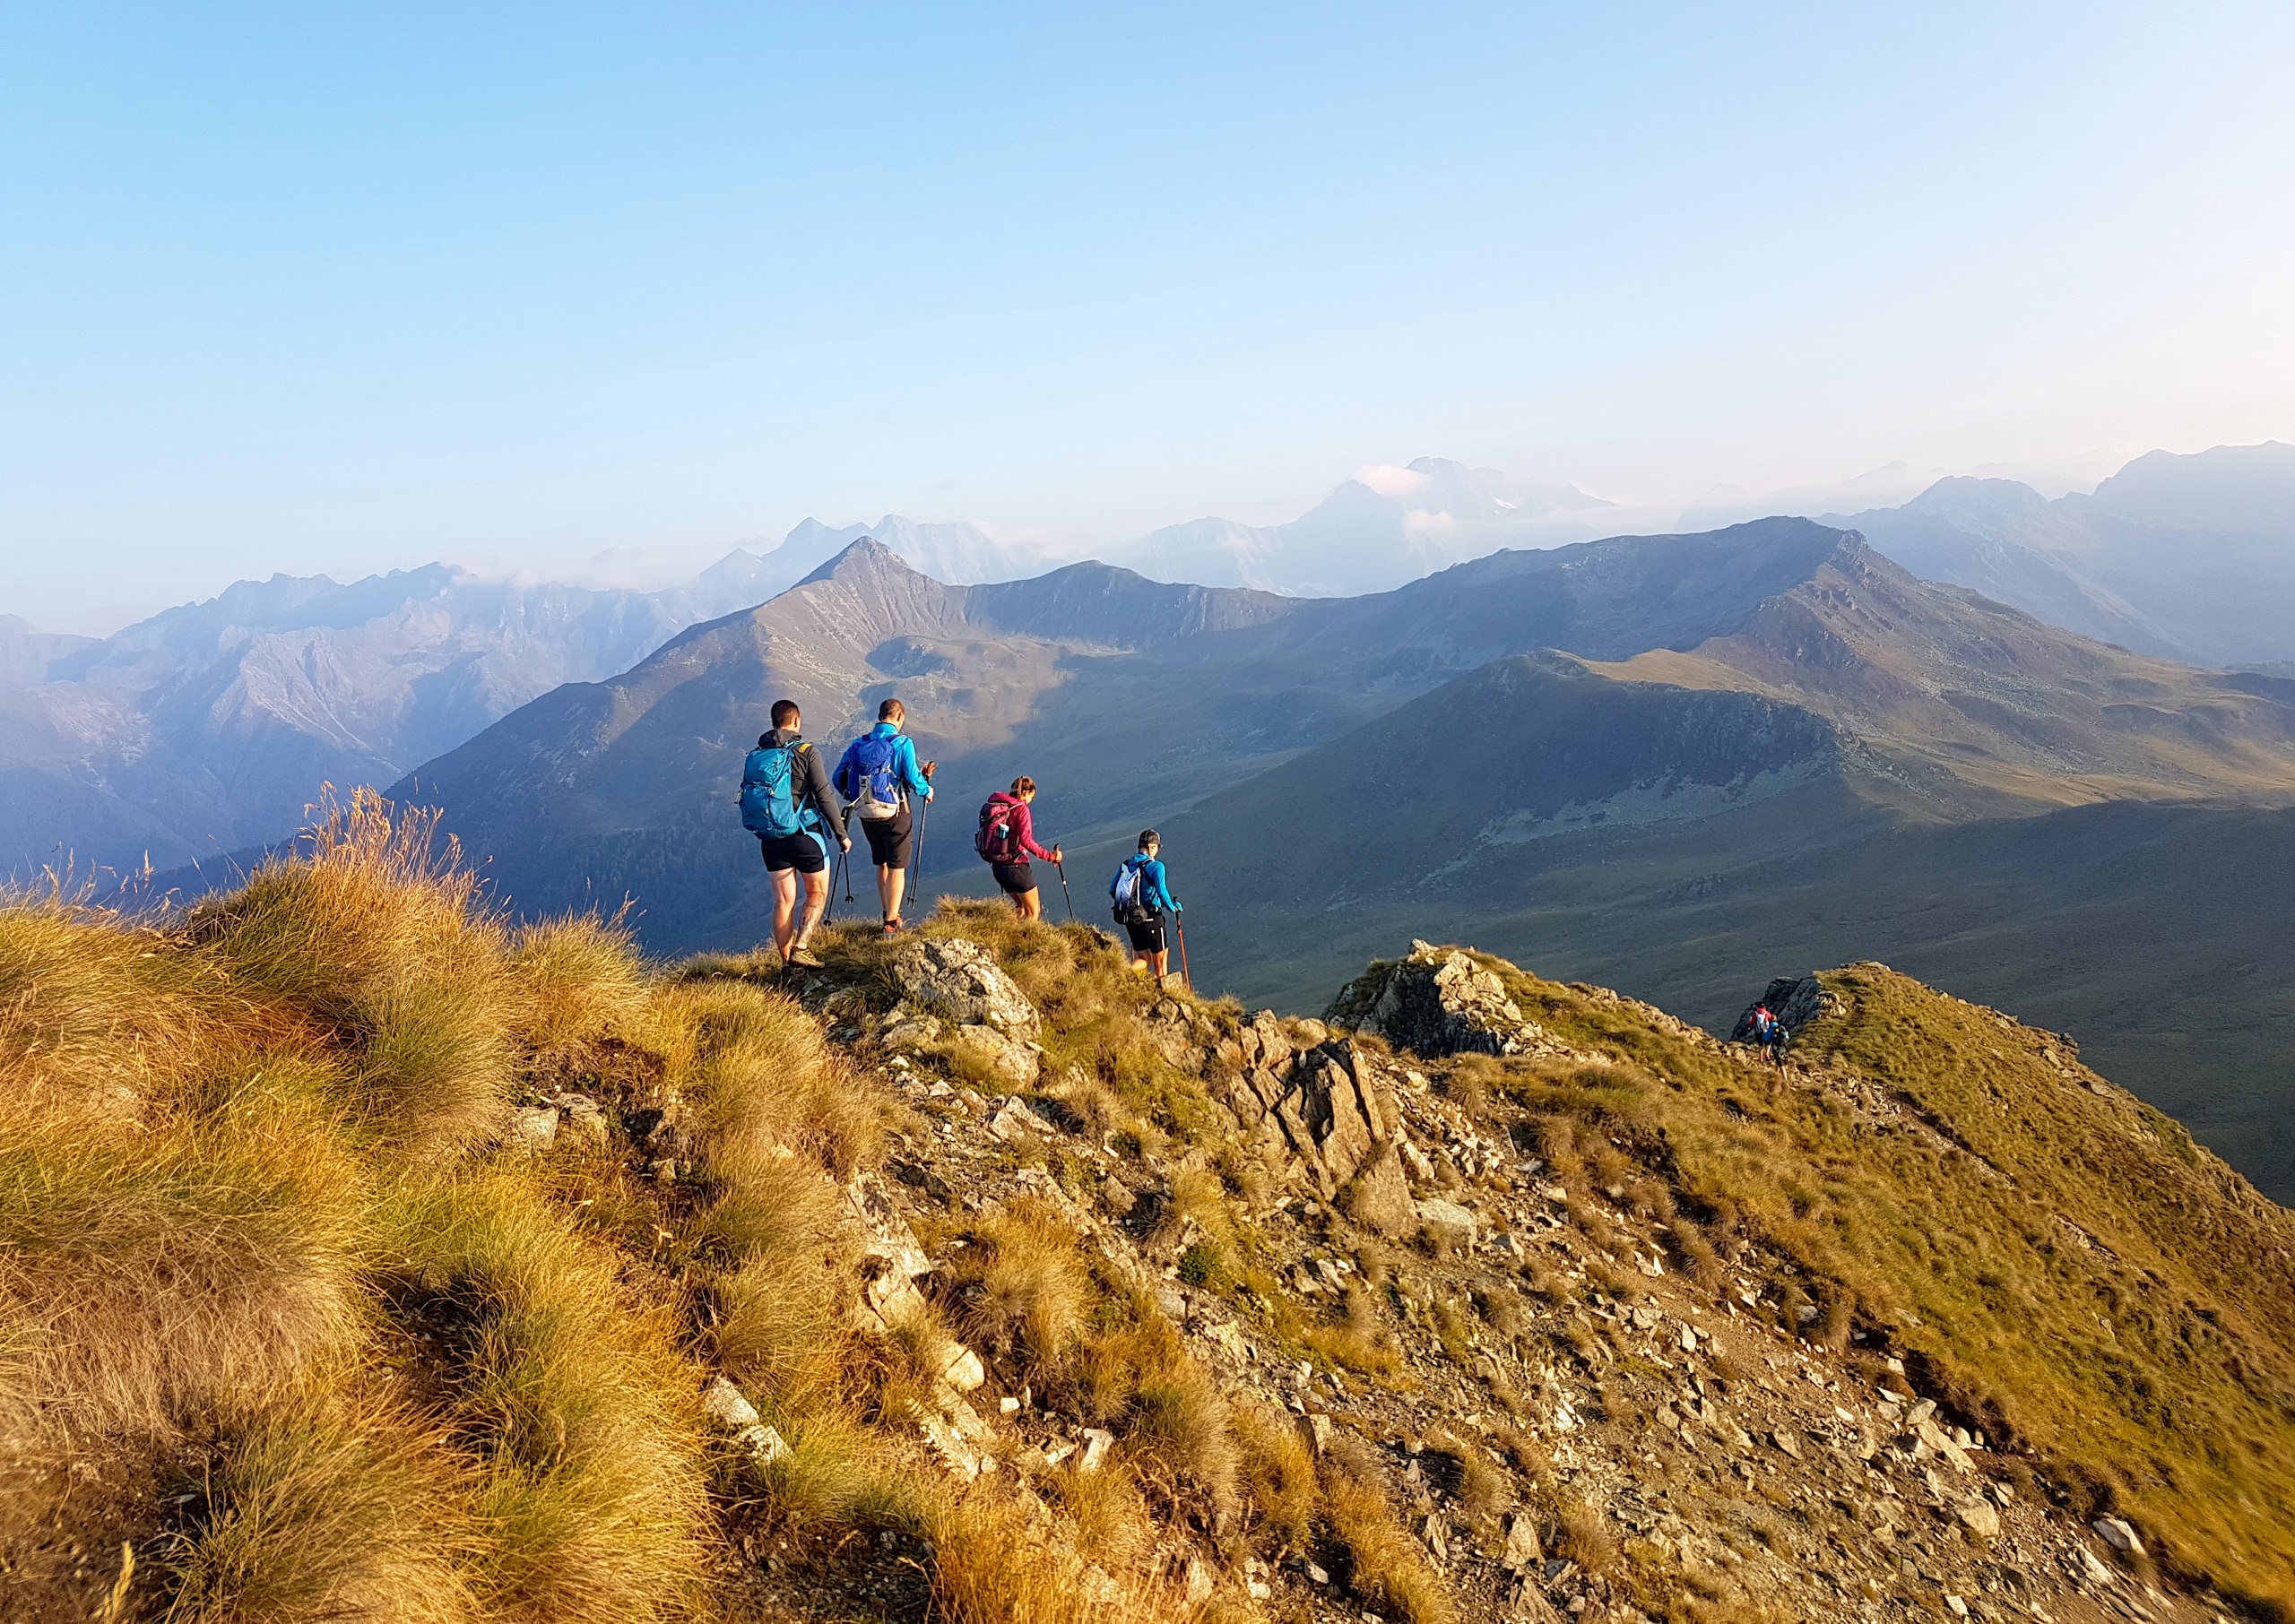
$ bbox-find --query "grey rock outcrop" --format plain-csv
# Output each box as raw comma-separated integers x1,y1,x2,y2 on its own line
1326,940,1541,1057
892,938,1041,1039
891,937,1043,1084
1208,1034,1419,1229
1731,974,1843,1041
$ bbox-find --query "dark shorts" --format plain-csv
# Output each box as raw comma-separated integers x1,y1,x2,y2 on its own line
758,830,827,875
1123,914,1166,954
991,860,1036,895
858,804,914,868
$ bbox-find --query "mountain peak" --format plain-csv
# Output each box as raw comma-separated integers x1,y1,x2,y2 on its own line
797,535,940,590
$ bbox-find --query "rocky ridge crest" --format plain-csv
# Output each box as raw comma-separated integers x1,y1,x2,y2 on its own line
723,920,2247,1624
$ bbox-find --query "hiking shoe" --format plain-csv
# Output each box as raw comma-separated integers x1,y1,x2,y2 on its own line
882,918,903,935
786,946,826,969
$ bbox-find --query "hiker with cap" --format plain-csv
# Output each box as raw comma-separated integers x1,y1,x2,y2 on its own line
1109,829,1182,978
738,698,850,969
834,696,935,934
974,776,1061,921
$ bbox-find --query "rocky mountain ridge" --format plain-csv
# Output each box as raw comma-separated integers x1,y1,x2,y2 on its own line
721,921,2291,1624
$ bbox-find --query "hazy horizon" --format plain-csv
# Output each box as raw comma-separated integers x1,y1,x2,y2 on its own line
7,4,2294,632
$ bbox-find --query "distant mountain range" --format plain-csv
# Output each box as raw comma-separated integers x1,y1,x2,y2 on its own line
12,438,2295,884
0,558,799,876
16,438,2295,1207
1834,442,2295,668
390,524,2295,1202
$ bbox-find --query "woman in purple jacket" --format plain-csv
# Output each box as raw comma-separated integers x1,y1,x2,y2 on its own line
975,776,1063,921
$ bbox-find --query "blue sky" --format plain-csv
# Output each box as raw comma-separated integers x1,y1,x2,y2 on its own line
5,3,2294,630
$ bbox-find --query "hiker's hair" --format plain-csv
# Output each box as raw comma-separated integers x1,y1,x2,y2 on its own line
1139,829,1160,851
769,699,801,729
1011,776,1036,797
879,697,905,722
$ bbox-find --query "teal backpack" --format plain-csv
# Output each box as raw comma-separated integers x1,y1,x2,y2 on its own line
740,743,816,839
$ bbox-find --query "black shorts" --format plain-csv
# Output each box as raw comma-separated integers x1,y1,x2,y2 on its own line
758,830,827,875
858,804,914,868
992,860,1036,895
1123,914,1166,954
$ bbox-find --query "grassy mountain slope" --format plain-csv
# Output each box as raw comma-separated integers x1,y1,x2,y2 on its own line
1426,953,2295,1608
1588,540,2295,806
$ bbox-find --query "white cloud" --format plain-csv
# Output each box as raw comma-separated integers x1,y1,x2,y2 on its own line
1354,463,1430,497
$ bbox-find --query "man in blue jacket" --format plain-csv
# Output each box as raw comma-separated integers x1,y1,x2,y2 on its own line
1109,829,1182,979
834,696,936,933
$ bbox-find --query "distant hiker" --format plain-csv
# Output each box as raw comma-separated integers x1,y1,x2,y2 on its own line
1747,1004,1788,1066
1109,829,1182,977
739,699,850,969
834,696,934,933
974,776,1061,921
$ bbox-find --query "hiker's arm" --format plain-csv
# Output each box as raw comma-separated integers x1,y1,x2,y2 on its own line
805,747,849,837
897,737,932,799
1149,860,1179,913
1017,805,1055,862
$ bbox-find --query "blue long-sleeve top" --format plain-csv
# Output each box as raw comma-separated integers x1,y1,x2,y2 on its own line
835,721,933,804
1113,853,1181,913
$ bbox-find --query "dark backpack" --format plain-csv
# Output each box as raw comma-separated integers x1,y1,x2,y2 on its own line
974,794,1024,864
839,733,905,822
740,743,815,839
1110,857,1156,925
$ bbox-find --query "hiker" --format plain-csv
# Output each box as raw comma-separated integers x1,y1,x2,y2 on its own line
1110,829,1182,978
1747,1004,1787,1066
738,699,850,969
974,775,1061,920
834,696,935,934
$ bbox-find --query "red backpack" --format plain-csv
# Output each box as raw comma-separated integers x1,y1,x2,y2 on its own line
974,793,1025,864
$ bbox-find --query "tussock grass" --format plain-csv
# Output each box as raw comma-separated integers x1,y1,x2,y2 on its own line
937,1195,1090,1381
183,793,514,1158
379,1176,706,1623
508,915,647,1055
4,823,1436,1624
1320,1454,1454,1624
0,1099,365,1434
163,1396,474,1624
658,980,880,1181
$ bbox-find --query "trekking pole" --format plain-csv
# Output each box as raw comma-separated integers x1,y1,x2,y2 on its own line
1053,857,1075,922
910,795,928,912
1173,914,1192,996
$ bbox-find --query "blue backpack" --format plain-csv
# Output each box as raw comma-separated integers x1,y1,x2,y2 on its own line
740,743,817,839
839,732,905,822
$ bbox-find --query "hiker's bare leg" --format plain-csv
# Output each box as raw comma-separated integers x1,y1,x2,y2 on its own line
1152,947,1169,978
792,869,831,949
1015,887,1043,921
770,868,801,957
879,863,906,924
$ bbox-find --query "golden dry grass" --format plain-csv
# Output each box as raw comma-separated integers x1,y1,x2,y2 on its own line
2,808,1444,1624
